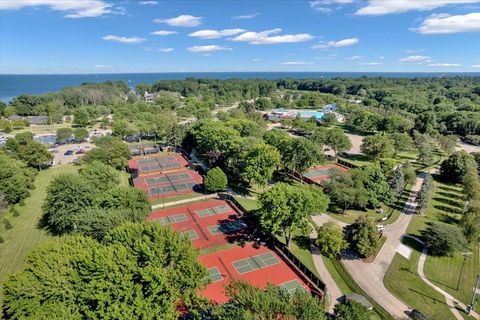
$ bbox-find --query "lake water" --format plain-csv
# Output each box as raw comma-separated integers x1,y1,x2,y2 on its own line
1,72,479,103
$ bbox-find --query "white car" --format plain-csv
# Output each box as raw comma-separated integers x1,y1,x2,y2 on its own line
377,225,385,232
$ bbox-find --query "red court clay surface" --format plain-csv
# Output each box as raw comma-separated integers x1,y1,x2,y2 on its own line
148,200,246,249
127,154,188,175
132,168,203,200
303,163,348,183
199,244,310,303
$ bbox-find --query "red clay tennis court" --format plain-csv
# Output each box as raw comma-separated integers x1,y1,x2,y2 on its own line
303,163,348,183
127,154,188,175
132,169,203,200
149,200,247,249
199,243,310,303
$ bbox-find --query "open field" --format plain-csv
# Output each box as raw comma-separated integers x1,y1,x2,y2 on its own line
0,165,78,290
384,238,453,319
233,196,260,212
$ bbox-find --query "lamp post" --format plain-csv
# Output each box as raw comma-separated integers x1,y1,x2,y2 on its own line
467,274,480,314
457,252,472,291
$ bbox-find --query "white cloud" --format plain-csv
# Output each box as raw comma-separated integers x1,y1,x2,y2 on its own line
187,45,232,53
158,48,174,52
312,37,359,49
282,61,313,65
93,64,113,68
230,28,313,45
0,0,112,18
399,55,432,63
472,64,480,68
252,58,261,62
154,15,202,27
189,29,246,39
232,13,260,20
356,0,480,16
413,13,480,34
139,1,158,5
361,62,383,65
102,35,145,44
405,49,425,53
427,63,461,67
310,0,355,13
150,30,177,36
346,55,362,60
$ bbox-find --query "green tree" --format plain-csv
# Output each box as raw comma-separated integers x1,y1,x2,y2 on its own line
390,133,415,156
73,108,90,127
254,97,273,111
239,143,281,186
0,154,32,204
333,300,370,320
42,173,94,234
204,167,228,192
257,183,329,247
3,223,208,319
402,162,417,186
437,135,457,154
360,134,394,160
56,127,73,141
440,150,473,183
83,137,131,170
74,127,89,141
416,173,433,214
79,161,120,192
283,137,325,172
461,204,480,242
349,216,380,258
389,165,405,198
326,128,352,158
94,186,149,214
316,222,348,258
209,280,326,320
327,173,369,214
423,222,469,256
16,140,53,169
463,161,480,201
112,118,135,138
322,112,337,126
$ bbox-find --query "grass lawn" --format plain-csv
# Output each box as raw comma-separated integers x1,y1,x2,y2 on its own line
424,242,479,311
10,122,73,134
275,233,320,278
0,165,78,291
406,175,464,238
149,191,205,205
384,238,453,320
233,196,260,213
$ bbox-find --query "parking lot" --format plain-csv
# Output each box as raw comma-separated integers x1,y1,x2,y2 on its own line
50,142,94,165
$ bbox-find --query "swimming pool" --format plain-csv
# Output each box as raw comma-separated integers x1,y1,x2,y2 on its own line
297,110,325,119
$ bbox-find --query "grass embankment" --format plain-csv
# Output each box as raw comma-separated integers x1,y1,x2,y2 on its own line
0,165,78,289
384,238,453,319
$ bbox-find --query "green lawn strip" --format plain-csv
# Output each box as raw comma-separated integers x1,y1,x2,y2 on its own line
328,257,394,320
199,243,237,256
322,256,351,295
424,242,479,311
406,176,464,238
0,165,78,294
233,196,260,213
384,238,453,319
149,192,205,205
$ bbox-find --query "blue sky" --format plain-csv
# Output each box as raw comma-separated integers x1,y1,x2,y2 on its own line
1,0,480,73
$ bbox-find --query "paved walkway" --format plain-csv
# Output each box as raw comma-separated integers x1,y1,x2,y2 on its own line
309,228,343,313
339,175,426,318
150,193,217,210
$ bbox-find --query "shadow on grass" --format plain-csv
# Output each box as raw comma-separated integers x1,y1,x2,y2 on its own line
409,288,450,306
432,197,464,209
437,185,462,194
292,234,312,251
437,191,463,201
433,205,463,215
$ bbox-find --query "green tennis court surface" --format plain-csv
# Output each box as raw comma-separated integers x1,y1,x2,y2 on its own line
145,173,192,186
207,220,246,235
279,279,306,294
139,162,181,172
181,230,199,240
149,181,197,196
303,167,336,178
232,252,279,274
207,267,223,283
156,213,188,225
137,156,177,165
196,205,231,218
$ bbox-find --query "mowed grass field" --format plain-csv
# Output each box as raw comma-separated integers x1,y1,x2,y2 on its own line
0,165,78,285
384,238,453,320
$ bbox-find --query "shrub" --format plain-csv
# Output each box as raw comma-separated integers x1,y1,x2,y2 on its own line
4,218,13,230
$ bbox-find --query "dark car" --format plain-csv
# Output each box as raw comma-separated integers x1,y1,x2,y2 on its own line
64,150,74,156
75,149,85,154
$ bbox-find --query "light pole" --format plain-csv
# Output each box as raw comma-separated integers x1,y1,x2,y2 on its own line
457,252,472,291
467,274,480,314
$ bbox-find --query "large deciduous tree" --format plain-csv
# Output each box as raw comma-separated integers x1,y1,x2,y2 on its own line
239,143,281,186
440,150,472,183
360,134,394,160
423,222,468,256
257,183,329,247
316,222,348,258
83,137,131,170
348,216,380,258
204,167,228,192
2,223,208,319
326,128,352,158
0,154,33,204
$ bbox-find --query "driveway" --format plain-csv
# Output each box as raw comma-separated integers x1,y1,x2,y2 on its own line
340,175,425,318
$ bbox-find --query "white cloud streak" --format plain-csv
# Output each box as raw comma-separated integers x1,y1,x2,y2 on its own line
399,55,432,63
93,64,113,68
427,63,461,67
282,61,313,65
356,0,480,16
232,13,260,20
230,28,313,45
413,13,480,34
187,45,232,53
154,15,202,27
0,0,113,18
189,29,246,39
102,35,145,44
472,64,480,68
139,1,158,5
158,48,174,52
312,37,359,49
150,30,178,36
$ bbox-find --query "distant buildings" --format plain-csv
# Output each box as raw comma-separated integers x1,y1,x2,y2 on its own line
144,91,154,103
7,115,49,125
264,104,337,122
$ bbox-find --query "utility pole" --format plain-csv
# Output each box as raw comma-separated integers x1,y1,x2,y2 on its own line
467,274,480,314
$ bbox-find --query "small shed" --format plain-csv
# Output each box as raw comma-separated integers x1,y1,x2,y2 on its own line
345,293,373,311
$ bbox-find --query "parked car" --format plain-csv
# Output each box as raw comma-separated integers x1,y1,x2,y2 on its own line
64,150,74,156
377,225,385,232
75,149,85,154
